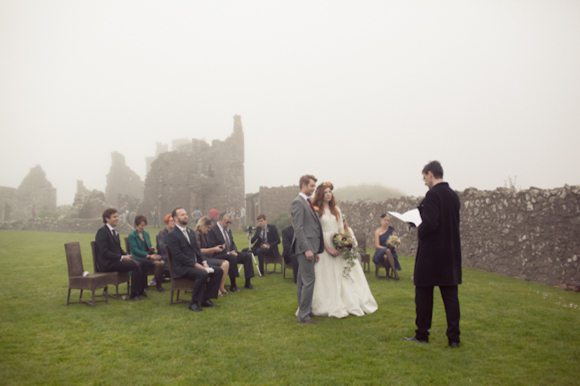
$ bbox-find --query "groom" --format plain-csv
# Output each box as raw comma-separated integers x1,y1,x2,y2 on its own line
291,174,324,324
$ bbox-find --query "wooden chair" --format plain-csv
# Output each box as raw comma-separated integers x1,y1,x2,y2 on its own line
165,245,195,305
264,254,284,274
90,241,130,299
354,231,370,273
283,258,294,280
65,242,109,307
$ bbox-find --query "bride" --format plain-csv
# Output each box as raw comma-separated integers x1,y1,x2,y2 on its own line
310,182,378,318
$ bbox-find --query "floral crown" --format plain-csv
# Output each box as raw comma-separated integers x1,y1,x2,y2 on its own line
317,181,333,190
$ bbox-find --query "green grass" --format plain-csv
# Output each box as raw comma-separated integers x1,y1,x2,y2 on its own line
0,229,579,385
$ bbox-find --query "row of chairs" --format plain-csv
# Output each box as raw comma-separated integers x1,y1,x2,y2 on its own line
65,233,392,307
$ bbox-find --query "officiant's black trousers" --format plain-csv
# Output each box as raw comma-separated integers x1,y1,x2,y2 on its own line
415,285,460,343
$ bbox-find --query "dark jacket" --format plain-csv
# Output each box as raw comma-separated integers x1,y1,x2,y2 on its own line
414,182,462,287
207,223,238,252
281,225,294,258
251,223,280,257
166,226,207,279
94,225,126,272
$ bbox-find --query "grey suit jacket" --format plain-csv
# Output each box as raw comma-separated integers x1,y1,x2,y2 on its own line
291,195,324,255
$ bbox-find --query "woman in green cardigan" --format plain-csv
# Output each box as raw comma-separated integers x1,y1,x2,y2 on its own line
128,214,165,292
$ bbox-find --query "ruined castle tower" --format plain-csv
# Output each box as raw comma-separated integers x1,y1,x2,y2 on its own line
139,115,245,217
105,152,144,207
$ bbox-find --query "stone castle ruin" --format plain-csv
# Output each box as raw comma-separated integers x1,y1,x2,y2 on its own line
138,115,245,217
0,165,56,221
105,152,144,208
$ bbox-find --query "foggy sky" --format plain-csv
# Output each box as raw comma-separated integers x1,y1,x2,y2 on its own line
1,0,579,206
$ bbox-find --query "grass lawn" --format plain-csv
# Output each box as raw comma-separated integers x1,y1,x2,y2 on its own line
0,228,579,385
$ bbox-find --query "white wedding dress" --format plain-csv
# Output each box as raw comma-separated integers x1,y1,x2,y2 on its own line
310,208,378,318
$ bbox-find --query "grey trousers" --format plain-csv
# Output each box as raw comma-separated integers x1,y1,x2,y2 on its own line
296,253,316,322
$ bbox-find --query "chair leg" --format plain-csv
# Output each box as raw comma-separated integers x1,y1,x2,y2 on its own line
104,287,109,304
79,289,83,301
67,288,71,306
91,290,96,307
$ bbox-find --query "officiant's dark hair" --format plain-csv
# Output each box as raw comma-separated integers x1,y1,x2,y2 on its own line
299,174,317,188
102,208,118,223
422,161,444,179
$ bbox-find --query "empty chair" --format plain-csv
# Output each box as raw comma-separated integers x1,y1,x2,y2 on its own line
65,242,109,307
354,231,371,273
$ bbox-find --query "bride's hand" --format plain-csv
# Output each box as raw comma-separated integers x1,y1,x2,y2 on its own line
328,248,340,257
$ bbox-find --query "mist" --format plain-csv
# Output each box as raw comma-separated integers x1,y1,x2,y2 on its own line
1,0,579,206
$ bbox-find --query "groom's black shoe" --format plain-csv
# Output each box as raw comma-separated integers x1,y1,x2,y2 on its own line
404,336,428,344
448,341,460,348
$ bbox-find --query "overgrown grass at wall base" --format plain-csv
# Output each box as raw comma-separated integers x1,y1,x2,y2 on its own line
0,230,578,385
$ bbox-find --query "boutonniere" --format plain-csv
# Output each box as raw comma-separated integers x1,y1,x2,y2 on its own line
313,206,319,211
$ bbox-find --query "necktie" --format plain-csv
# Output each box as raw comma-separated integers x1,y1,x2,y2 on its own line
111,229,117,238
307,198,316,211
182,229,191,244
223,229,231,249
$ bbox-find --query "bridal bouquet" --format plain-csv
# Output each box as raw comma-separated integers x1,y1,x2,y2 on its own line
387,235,401,248
332,232,358,280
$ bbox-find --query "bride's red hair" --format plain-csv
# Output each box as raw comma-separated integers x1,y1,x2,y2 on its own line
312,183,340,221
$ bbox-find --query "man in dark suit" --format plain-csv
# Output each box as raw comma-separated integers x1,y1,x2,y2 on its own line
250,214,281,276
207,212,255,291
94,208,147,300
165,207,223,312
281,221,299,283
405,161,462,347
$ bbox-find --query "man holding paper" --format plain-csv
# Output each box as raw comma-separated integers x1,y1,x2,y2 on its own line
405,161,462,348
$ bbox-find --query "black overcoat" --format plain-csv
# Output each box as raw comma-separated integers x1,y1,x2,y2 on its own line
414,182,462,287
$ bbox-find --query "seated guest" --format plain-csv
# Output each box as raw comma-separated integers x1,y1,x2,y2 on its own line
128,215,166,292
95,208,147,300
166,207,224,312
281,221,299,283
251,214,281,275
207,212,256,291
156,214,174,264
194,216,230,296
192,208,202,225
209,207,219,224
372,214,401,280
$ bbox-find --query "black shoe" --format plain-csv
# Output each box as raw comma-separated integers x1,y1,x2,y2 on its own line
140,292,148,298
229,286,240,292
156,287,165,293
244,284,256,290
404,336,428,344
129,295,142,301
449,341,460,348
201,300,219,308
189,303,203,312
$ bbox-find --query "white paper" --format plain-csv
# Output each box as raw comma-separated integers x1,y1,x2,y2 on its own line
388,209,422,227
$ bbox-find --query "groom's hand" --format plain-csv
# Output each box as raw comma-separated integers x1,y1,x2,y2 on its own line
305,250,314,260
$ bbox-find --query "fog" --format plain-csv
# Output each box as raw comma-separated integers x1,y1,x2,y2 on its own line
1,0,579,206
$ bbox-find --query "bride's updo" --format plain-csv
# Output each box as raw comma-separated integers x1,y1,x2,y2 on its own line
312,182,340,221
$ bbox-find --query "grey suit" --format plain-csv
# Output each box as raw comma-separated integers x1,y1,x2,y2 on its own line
291,194,324,322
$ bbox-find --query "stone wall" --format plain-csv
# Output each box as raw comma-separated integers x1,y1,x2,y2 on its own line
339,185,580,287
139,115,245,217
70,181,109,219
245,185,299,226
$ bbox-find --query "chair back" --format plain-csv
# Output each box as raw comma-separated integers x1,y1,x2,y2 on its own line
124,237,130,254
90,241,100,272
164,245,175,280
65,242,84,277
354,231,367,252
